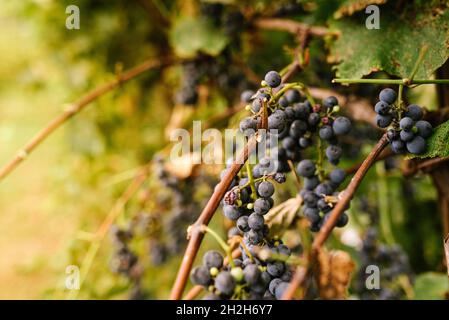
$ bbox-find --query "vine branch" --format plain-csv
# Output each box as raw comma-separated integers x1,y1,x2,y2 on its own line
0,58,170,183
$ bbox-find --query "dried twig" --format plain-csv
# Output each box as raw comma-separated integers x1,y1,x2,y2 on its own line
254,18,337,37
283,133,389,299
0,58,170,182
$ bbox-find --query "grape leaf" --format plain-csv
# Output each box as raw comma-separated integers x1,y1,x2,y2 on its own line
169,16,229,58
329,3,449,79
413,272,449,300
334,0,387,19
409,119,449,159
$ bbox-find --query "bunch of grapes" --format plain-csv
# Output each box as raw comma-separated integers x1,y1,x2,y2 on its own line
355,228,413,300
374,88,433,154
109,225,146,299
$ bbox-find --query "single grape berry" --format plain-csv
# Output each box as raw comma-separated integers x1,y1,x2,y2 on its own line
246,229,263,244
404,104,423,121
274,281,289,300
241,90,255,103
243,264,261,285
223,205,241,221
319,125,334,140
299,137,311,148
258,181,275,198
374,101,391,115
279,96,289,108
406,136,426,154
379,88,397,104
268,112,286,132
264,71,281,88
399,117,414,131
332,117,351,135
190,266,212,287
254,198,272,215
415,120,433,138
323,96,338,110
326,145,343,162
294,103,311,120
329,168,346,185
391,139,406,154
336,213,349,227
400,130,414,142
237,216,250,232
308,112,321,127
267,261,285,277
376,114,393,128
304,176,319,190
203,250,224,269
239,117,257,135
248,213,264,231
269,278,283,295
297,160,316,178
289,120,307,138
285,89,301,103
274,173,286,183
215,271,236,296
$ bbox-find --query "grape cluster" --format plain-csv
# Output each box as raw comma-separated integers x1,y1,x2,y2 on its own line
191,240,294,300
109,225,146,299
374,88,433,154
355,228,413,300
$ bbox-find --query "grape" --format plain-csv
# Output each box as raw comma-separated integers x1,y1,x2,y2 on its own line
279,96,289,108
319,125,334,140
268,278,282,295
237,216,250,232
254,198,271,215
415,120,433,138
248,213,264,231
274,281,289,300
215,271,236,296
326,145,343,162
203,251,224,269
228,227,241,238
239,117,257,135
190,266,212,286
317,198,331,212
243,264,261,285
399,117,414,131
246,229,263,244
293,103,311,120
285,89,301,103
400,130,414,142
391,139,405,154
282,104,294,116
278,244,291,256
329,168,346,185
323,96,338,110
374,101,391,115
406,136,426,154
282,136,296,150
258,181,275,198
264,71,281,88
274,173,286,183
336,212,349,227
304,175,319,190
379,88,397,104
297,159,316,177
315,182,334,196
289,120,307,138
308,112,321,127
303,191,319,207
404,104,423,121
241,90,255,103
267,261,285,277
299,137,311,148
223,205,241,220
251,99,262,113
304,207,320,223
268,112,286,131
376,114,392,128
332,117,351,135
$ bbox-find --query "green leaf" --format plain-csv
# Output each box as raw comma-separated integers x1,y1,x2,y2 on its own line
329,4,449,79
169,16,229,58
409,119,449,159
413,272,449,300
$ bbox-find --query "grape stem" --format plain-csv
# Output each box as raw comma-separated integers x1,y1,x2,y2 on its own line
245,161,257,200
332,78,449,85
282,133,389,300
